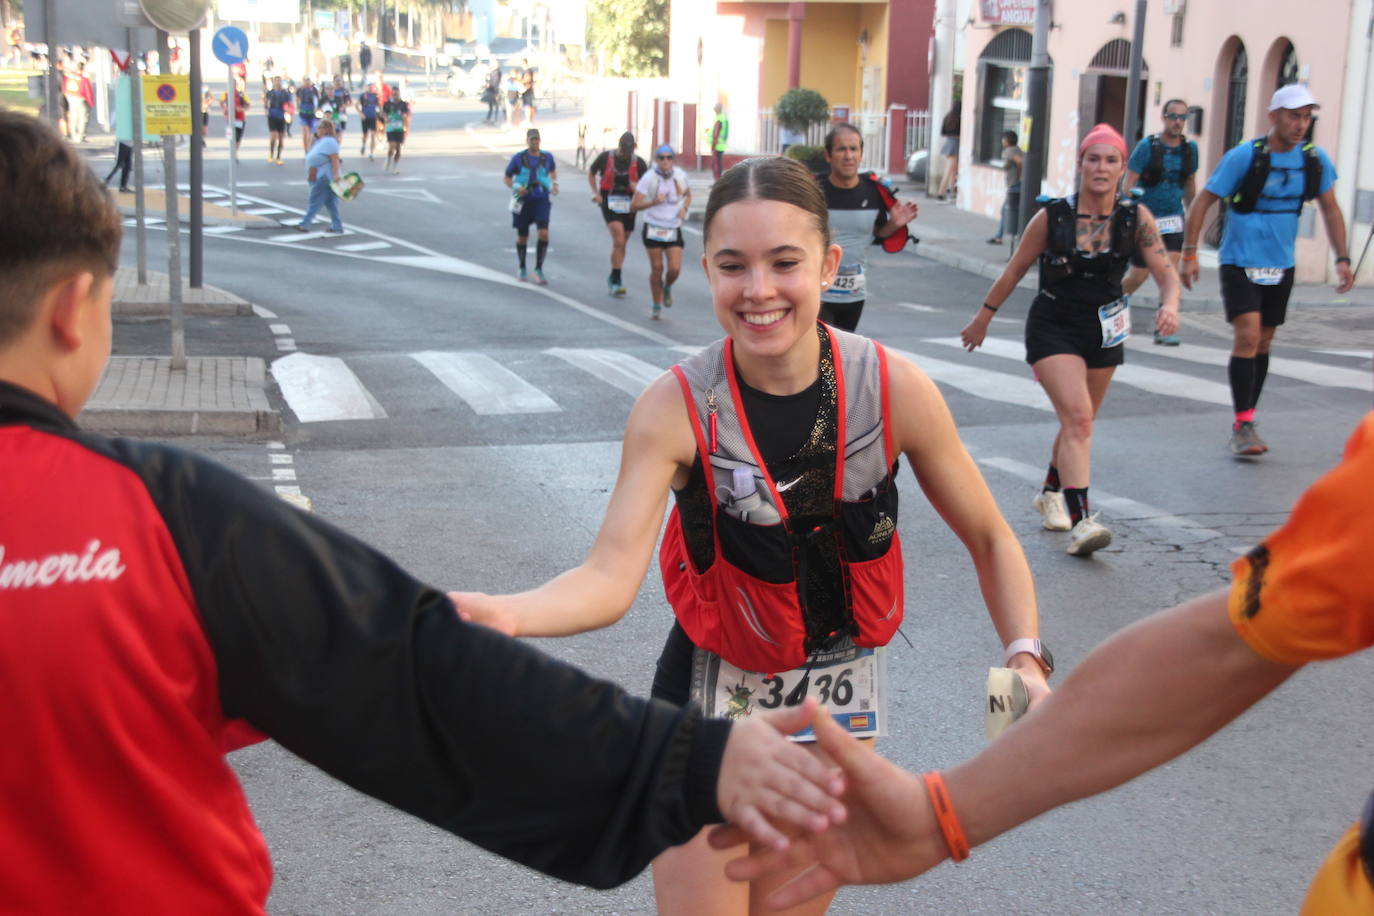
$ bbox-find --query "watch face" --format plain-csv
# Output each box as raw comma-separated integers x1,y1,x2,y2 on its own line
1038,642,1054,673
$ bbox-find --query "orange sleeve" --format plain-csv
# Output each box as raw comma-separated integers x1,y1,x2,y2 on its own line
1228,412,1374,665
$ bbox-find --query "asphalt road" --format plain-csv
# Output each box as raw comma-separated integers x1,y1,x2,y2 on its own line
111,94,1374,915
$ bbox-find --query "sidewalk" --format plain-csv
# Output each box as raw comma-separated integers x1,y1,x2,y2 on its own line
80,267,281,437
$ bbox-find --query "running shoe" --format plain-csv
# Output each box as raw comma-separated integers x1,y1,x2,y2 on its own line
518,268,528,282
276,158,285,165
1066,514,1112,556
1153,330,1180,346
532,268,548,286
1229,421,1267,456
1031,489,1072,531
608,278,627,297
651,303,663,320
663,284,673,307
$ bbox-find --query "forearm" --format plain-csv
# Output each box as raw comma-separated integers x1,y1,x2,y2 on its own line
981,267,1027,311
969,527,1039,647
1183,193,1216,248
1321,201,1349,258
500,561,642,637
945,590,1297,847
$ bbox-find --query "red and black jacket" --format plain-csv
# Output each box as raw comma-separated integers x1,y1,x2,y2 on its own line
0,380,728,912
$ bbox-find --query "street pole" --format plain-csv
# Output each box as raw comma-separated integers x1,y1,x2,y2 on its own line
189,26,203,288
226,61,237,214
129,27,148,285
1018,0,1052,235
157,29,186,370
1121,0,1147,153
42,0,60,131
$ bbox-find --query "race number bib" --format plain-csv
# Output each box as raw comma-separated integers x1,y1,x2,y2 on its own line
1155,214,1183,235
1099,298,1130,348
829,264,866,297
1245,267,1285,286
646,224,678,243
606,193,631,214
689,639,887,741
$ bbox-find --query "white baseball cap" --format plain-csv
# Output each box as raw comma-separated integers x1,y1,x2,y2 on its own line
1269,84,1320,111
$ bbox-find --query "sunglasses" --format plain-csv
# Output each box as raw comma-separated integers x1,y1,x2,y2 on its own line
657,154,673,160
1163,113,1188,121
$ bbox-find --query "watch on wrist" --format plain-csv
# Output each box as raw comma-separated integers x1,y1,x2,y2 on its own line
1004,638,1054,677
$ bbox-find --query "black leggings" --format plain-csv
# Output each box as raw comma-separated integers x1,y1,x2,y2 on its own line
104,142,132,189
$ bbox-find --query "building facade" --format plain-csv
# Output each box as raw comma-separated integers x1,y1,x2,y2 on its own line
954,0,1373,285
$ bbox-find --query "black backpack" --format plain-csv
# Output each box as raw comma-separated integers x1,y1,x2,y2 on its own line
1228,137,1322,214
1038,195,1138,290
1137,135,1196,188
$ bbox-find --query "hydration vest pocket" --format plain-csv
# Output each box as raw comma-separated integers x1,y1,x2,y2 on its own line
661,508,809,671
844,530,905,649
716,511,793,584
838,477,900,562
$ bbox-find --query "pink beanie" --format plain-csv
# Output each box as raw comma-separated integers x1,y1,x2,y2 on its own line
1079,123,1127,158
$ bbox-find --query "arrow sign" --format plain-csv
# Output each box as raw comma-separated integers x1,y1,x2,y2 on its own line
212,25,249,66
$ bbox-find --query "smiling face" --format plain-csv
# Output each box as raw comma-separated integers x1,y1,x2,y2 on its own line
1078,144,1126,197
702,198,841,371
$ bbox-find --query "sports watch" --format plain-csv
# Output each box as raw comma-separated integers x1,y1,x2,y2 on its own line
1004,638,1054,677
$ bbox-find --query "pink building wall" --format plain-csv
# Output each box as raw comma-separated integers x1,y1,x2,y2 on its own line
961,3,1349,282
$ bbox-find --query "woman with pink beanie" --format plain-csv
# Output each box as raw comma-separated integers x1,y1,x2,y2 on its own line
960,123,1181,556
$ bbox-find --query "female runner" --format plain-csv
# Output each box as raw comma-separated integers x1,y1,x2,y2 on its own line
456,156,1048,915
961,124,1181,556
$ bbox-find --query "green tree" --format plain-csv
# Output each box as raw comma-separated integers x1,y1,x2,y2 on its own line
587,0,667,77
775,88,830,132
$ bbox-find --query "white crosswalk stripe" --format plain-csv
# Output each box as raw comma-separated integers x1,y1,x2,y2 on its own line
888,347,1053,411
1125,338,1372,392
272,352,388,422
410,351,561,415
924,336,1234,405
545,348,665,399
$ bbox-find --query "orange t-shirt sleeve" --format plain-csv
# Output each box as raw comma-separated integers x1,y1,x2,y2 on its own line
1228,413,1374,665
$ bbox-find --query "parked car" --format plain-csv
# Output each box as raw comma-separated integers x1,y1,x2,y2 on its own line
905,148,929,183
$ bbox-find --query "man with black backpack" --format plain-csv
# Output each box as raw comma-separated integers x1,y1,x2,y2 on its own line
1124,99,1198,345
1183,84,1354,459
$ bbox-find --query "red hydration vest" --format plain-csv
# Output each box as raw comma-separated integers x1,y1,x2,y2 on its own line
599,153,640,192
659,327,905,672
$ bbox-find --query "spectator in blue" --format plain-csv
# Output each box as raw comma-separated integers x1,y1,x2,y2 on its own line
293,119,343,234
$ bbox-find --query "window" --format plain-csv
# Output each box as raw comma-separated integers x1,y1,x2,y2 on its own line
976,29,1033,163
1170,13,1184,47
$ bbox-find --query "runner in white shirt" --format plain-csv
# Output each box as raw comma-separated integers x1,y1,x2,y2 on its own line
631,144,691,320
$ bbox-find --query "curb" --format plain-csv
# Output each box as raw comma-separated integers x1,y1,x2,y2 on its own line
112,299,255,318
78,406,283,437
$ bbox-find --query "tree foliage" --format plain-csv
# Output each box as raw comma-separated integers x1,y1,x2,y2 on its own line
587,0,668,77
775,88,830,132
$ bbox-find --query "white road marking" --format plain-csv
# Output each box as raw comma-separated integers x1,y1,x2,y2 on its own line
335,240,392,252
245,207,285,215
366,186,443,203
252,304,279,319
204,225,245,234
1123,339,1372,392
269,453,293,464
896,302,940,312
271,352,389,422
269,230,327,242
272,468,297,481
269,323,291,335
545,348,666,398
928,336,1233,405
888,347,1053,412
1316,349,1374,361
275,338,297,351
978,455,1229,545
410,350,561,414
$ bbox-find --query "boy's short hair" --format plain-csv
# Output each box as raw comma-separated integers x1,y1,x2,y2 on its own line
0,110,121,347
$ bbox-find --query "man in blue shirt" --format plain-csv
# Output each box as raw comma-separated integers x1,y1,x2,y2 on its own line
1183,84,1354,458
1124,99,1197,345
295,78,320,154
503,128,559,285
263,76,292,166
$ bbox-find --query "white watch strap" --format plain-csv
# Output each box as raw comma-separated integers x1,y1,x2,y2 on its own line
1004,638,1042,666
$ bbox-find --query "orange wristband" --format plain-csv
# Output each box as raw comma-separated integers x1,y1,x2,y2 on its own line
1182,254,1198,262
922,770,970,862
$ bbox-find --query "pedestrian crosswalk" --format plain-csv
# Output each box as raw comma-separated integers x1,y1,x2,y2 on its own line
270,336,1370,426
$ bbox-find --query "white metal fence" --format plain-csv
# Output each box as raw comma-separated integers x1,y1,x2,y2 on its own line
757,107,930,175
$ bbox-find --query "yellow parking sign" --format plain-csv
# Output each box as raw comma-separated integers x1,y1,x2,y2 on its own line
141,74,192,136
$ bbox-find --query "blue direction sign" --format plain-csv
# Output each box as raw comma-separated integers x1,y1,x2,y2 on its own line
212,26,249,66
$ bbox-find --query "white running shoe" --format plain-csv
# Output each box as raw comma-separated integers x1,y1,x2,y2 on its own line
1067,514,1112,556
1031,490,1071,531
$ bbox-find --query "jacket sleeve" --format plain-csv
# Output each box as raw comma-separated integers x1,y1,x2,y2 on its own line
105,438,732,889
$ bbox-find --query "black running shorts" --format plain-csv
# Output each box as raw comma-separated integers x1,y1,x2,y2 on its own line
1219,264,1294,327
1024,292,1126,368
